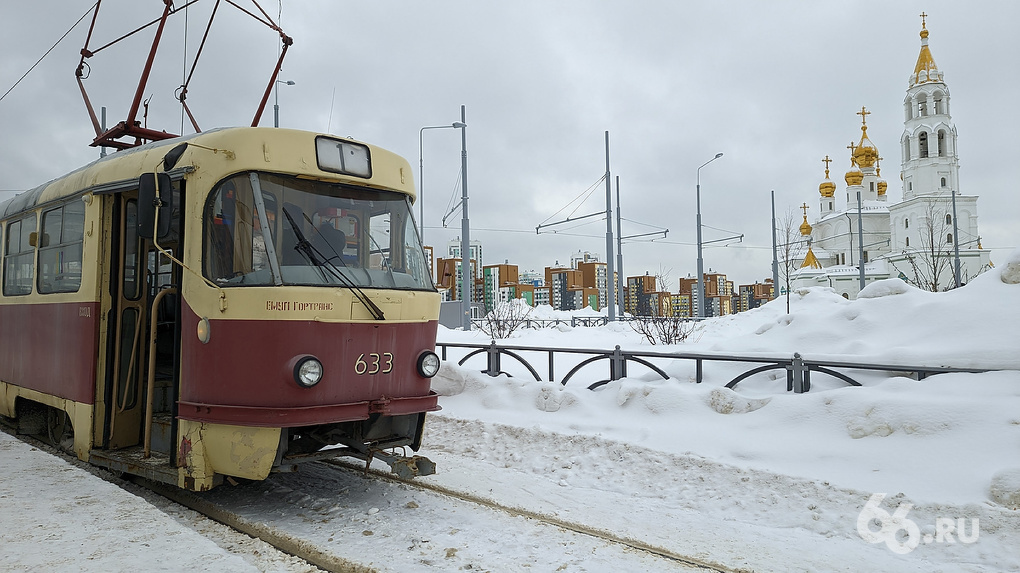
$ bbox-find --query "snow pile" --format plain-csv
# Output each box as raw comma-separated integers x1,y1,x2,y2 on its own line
989,469,1020,509
436,251,1020,509
1000,248,1020,284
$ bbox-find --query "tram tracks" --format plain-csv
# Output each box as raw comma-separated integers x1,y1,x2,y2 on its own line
4,422,738,572
137,457,735,573
320,458,737,573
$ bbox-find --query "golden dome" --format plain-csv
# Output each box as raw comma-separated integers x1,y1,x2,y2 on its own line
800,215,813,236
877,180,888,196
852,107,879,169
819,157,836,197
819,179,836,198
853,126,879,168
845,166,864,186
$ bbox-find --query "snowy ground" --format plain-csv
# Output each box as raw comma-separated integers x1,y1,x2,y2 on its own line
2,250,1019,571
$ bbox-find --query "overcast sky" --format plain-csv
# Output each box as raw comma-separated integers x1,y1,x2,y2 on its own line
2,1,1017,287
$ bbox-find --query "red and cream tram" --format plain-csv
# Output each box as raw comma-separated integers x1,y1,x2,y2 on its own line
0,127,442,490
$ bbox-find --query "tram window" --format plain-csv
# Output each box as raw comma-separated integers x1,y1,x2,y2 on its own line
123,200,143,300
3,214,37,296
205,172,434,290
368,212,392,271
38,201,85,294
205,175,273,283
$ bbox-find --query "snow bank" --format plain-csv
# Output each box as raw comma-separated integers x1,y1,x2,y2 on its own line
999,247,1020,284
989,468,1020,509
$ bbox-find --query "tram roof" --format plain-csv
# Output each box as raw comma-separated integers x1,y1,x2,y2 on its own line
0,127,416,219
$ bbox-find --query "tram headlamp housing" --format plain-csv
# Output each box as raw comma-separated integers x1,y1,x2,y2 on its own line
416,351,441,378
196,317,211,344
293,356,324,388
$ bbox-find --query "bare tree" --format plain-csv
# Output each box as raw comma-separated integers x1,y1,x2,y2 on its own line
478,298,534,339
892,201,954,292
656,265,673,294
776,209,801,313
628,315,699,345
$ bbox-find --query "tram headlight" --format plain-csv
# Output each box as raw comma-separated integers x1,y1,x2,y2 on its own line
416,351,441,378
197,317,211,344
293,356,324,388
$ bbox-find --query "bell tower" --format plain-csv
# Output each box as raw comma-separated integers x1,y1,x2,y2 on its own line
900,13,959,201
888,14,990,287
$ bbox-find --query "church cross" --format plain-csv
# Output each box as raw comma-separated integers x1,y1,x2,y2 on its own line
920,12,927,28
800,203,810,218
857,106,871,126
847,142,857,166
822,155,832,171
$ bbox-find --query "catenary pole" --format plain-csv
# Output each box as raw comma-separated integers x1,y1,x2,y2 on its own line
615,176,624,315
604,131,617,321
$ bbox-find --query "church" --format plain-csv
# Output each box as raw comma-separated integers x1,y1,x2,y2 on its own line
789,15,993,298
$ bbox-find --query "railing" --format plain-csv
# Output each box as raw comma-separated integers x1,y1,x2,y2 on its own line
469,315,704,330
436,341,1000,392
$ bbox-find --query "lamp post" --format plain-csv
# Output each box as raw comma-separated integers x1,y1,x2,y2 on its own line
418,120,466,245
696,152,723,318
273,79,295,128
457,105,471,331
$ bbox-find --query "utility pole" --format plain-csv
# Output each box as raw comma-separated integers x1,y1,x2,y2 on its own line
459,105,471,330
615,176,624,315
771,190,779,299
604,131,616,321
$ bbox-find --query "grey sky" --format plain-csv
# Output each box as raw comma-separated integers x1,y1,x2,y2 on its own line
2,1,1016,287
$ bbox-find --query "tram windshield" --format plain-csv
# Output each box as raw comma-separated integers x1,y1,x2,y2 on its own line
204,172,433,291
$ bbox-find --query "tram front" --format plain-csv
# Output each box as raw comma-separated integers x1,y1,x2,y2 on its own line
161,129,441,490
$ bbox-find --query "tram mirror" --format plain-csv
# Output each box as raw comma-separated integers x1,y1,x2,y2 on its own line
138,172,173,240
163,143,188,171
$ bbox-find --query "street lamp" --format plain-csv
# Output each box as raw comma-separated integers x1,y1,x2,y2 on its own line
457,105,471,331
273,79,295,128
696,152,724,318
418,120,466,245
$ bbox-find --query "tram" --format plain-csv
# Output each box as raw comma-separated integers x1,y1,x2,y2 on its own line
0,127,442,490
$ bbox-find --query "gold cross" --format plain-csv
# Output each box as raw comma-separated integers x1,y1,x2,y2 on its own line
920,12,927,28
822,155,832,170
800,203,810,217
847,142,857,166
856,106,870,126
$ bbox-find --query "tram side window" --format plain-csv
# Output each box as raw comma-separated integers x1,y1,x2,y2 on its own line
204,175,275,284
38,201,86,294
3,215,37,296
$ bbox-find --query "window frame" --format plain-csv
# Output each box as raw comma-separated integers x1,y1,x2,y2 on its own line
37,199,86,294
3,214,38,296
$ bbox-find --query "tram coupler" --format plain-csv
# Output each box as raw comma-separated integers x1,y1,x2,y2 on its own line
367,451,437,479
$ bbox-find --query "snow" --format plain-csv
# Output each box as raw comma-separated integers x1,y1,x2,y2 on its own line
3,250,1020,571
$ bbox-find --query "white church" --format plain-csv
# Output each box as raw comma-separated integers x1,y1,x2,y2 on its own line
789,16,993,298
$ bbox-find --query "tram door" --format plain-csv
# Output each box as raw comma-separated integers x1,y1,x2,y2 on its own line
105,194,150,449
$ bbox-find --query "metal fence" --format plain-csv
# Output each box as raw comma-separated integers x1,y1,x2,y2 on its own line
467,315,705,330
436,340,1000,392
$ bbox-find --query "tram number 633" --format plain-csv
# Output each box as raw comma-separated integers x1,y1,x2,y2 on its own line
355,353,393,375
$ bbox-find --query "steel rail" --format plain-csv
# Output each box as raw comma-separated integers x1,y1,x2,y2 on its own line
322,458,732,573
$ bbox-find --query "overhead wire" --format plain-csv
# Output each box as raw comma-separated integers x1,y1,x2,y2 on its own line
0,3,98,103
537,174,607,227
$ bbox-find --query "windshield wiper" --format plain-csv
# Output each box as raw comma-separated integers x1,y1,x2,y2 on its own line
281,207,330,282
282,207,385,320
368,233,398,287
